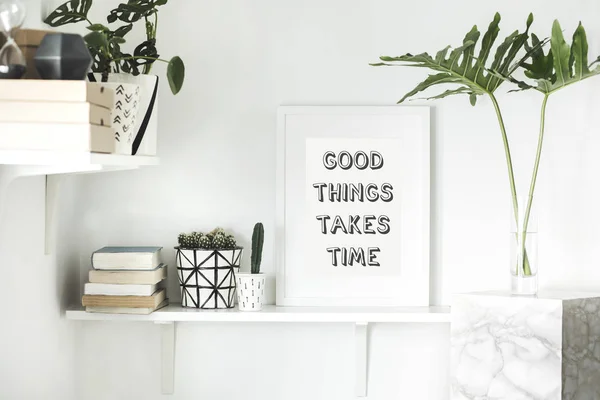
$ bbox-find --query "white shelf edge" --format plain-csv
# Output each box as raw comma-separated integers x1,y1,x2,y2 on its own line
0,150,159,168
66,304,451,323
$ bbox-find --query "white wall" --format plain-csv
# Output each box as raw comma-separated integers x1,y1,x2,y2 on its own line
4,0,600,399
0,1,83,399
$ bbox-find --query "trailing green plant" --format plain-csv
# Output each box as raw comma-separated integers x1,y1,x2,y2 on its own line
372,14,600,277
177,228,238,250
44,0,185,94
250,222,264,274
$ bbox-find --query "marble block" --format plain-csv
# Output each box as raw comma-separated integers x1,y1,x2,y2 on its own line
451,291,600,400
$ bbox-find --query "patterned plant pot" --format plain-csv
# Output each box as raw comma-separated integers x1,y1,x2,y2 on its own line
236,273,266,311
175,247,243,309
89,73,158,155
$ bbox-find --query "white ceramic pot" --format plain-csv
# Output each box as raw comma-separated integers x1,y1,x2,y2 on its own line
89,73,158,156
175,247,243,309
236,273,266,311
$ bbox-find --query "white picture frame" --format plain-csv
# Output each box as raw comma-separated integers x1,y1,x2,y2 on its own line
276,106,430,306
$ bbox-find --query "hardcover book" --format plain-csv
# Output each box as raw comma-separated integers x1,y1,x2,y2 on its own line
0,102,111,126
92,246,162,270
82,288,166,308
0,80,114,108
89,264,167,285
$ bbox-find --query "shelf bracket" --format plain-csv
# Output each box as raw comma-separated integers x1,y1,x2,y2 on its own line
355,322,369,397
156,321,176,395
45,175,63,255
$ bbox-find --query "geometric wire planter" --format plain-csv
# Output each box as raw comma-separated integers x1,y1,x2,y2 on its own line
175,247,243,309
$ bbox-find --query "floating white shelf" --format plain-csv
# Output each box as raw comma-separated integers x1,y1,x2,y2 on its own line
66,303,450,397
66,304,450,323
0,150,159,175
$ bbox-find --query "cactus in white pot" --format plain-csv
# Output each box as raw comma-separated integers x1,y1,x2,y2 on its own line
175,228,242,309
236,223,265,311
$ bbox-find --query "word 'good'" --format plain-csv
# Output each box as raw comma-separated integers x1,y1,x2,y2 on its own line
323,151,384,170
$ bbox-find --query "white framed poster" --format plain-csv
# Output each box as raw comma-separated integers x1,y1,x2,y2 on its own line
276,106,430,306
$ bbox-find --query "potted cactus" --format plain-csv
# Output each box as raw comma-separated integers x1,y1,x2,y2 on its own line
175,228,242,309
236,223,265,311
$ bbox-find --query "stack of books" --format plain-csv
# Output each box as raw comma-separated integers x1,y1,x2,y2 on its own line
82,246,168,315
0,80,115,153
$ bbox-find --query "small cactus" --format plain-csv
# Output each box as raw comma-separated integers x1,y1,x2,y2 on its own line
199,235,212,249
178,233,187,247
177,228,240,250
189,231,203,248
251,222,264,274
212,233,226,249
225,234,237,249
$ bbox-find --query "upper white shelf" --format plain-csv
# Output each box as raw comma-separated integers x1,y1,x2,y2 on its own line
0,150,159,177
66,304,451,323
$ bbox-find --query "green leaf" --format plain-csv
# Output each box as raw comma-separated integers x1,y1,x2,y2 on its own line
570,22,589,80
154,0,168,5
44,0,93,27
167,56,185,95
86,23,109,32
113,23,133,38
84,31,109,50
108,2,154,23
551,20,570,87
133,39,159,65
371,13,534,105
519,20,600,94
110,36,126,45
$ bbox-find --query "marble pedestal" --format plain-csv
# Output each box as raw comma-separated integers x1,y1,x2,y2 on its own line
451,291,600,400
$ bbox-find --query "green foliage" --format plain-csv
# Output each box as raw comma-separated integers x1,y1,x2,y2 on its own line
250,223,264,274
167,56,185,95
371,13,534,105
44,0,93,26
44,0,184,94
503,20,600,94
371,14,600,277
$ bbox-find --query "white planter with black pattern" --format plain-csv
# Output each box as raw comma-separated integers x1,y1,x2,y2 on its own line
175,247,242,309
236,273,266,311
89,73,158,156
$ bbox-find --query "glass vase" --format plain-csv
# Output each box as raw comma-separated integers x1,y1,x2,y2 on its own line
510,196,538,295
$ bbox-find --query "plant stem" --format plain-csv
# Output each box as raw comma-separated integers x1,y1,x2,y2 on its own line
520,94,550,275
112,55,170,64
489,94,520,226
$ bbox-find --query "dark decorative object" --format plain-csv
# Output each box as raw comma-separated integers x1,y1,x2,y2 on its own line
34,33,92,80
0,0,27,79
176,247,243,309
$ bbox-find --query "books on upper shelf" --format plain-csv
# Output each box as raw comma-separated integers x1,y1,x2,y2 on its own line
0,101,111,126
0,80,116,153
0,80,114,108
0,123,114,153
89,263,167,284
92,246,162,270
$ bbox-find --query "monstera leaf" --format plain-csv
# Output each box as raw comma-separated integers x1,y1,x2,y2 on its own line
371,13,533,105
113,23,134,38
107,0,157,23
44,0,93,26
509,20,600,94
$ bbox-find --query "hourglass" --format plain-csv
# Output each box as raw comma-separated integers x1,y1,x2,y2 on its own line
0,0,26,79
